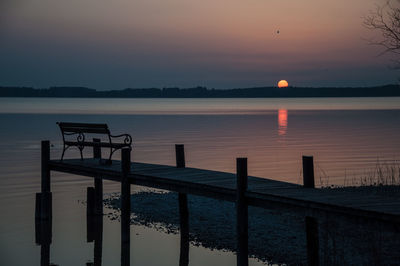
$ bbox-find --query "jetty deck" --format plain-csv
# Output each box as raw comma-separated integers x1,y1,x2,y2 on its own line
37,141,400,266
48,158,400,223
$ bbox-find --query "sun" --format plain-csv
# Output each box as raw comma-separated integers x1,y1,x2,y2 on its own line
278,80,289,88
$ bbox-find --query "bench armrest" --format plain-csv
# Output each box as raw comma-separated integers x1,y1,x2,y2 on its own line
62,131,85,142
110,133,133,146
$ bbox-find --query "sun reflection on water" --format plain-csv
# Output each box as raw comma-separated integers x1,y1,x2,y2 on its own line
278,109,288,136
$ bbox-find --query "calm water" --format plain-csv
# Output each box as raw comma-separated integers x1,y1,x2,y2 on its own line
0,97,399,265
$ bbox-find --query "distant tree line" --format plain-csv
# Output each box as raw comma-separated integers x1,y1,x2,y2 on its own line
0,85,399,98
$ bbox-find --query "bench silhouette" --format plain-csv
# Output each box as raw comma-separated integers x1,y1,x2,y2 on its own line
57,122,132,163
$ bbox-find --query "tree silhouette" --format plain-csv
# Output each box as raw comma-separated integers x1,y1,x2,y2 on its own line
364,0,400,66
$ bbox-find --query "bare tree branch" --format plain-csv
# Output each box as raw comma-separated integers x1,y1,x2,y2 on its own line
363,0,400,66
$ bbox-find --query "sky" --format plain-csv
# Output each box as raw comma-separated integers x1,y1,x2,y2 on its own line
0,0,398,89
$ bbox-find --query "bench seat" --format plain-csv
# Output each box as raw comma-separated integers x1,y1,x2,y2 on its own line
57,122,132,162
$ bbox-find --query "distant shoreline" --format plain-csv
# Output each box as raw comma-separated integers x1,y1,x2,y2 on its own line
1,85,400,98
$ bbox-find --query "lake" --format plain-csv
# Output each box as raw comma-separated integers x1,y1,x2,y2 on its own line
0,97,399,265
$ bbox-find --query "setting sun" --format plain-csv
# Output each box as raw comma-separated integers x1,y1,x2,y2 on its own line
278,80,289,88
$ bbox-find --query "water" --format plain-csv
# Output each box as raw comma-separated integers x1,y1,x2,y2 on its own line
0,97,399,265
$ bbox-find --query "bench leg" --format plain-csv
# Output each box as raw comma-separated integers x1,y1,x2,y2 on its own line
60,145,66,161
79,147,84,160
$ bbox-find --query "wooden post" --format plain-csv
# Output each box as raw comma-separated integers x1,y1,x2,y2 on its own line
40,140,52,221
36,215,52,266
40,239,50,266
179,193,189,266
305,216,319,266
302,156,315,188
40,192,52,221
236,158,248,266
93,138,101,160
93,138,103,216
175,144,185,168
35,193,42,221
41,140,50,193
87,187,95,217
175,144,189,266
94,214,103,266
35,194,52,246
35,193,41,244
121,148,131,266
93,138,103,265
87,187,95,243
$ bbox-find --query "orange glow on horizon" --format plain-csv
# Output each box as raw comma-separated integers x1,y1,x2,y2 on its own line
278,80,289,88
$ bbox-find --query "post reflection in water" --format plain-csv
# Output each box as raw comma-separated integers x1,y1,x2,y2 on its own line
86,210,103,266
86,184,104,266
35,219,52,266
278,109,288,136
35,192,58,266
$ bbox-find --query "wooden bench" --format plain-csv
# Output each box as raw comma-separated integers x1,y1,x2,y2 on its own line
57,122,132,163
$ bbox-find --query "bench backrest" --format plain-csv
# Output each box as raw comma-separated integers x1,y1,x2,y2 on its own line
57,122,110,135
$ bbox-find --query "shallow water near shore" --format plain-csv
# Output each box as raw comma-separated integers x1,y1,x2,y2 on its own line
0,97,400,265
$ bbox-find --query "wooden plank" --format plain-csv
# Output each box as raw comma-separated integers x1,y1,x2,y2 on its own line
48,159,400,224
65,141,128,148
57,122,108,128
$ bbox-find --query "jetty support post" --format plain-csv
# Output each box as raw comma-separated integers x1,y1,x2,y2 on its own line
93,138,104,265
37,140,53,265
176,144,186,168
39,140,52,221
302,156,315,188
302,156,319,266
305,216,319,266
236,158,248,266
93,138,103,216
39,220,52,266
121,148,131,266
87,187,95,242
176,144,189,266
94,213,103,266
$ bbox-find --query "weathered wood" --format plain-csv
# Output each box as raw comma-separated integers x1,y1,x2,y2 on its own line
305,216,319,266
40,192,52,221
93,138,103,216
93,138,101,159
41,140,50,193
35,193,42,221
93,139,103,264
175,144,185,168
175,143,189,265
47,158,400,225
94,214,103,266
121,148,131,266
40,241,50,266
303,156,315,188
236,158,248,266
57,122,109,128
87,187,95,217
94,179,103,216
40,141,52,222
87,187,95,243
35,193,41,244
65,141,128,148
36,211,52,266
179,193,189,266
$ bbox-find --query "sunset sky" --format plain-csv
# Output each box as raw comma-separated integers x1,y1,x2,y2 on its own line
0,0,398,89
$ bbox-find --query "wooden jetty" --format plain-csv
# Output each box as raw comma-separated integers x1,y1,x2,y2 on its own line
37,140,400,266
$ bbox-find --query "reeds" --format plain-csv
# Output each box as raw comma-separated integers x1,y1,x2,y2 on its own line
318,159,400,188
